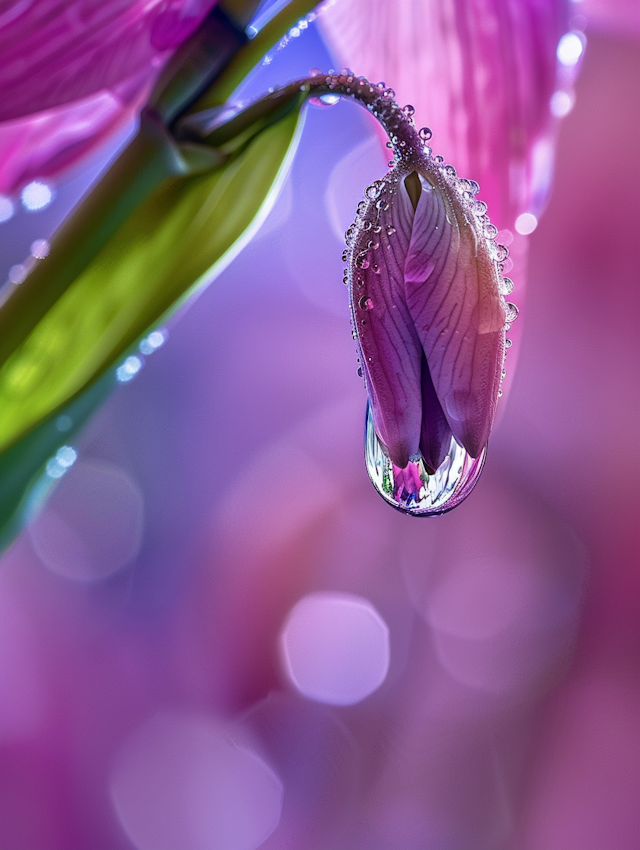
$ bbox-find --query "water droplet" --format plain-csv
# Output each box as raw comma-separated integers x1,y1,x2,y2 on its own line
139,330,167,355
505,337,513,349
419,127,432,141
434,155,444,164
309,66,323,76
443,165,457,178
362,220,372,230
504,302,519,323
30,238,50,258
116,355,143,383
365,182,383,200
382,88,395,99
484,223,498,239
376,199,389,211
309,93,340,108
473,200,487,217
341,249,349,261
373,225,382,234
499,277,514,295
403,104,415,117
364,405,486,516
358,296,373,310
356,254,370,270
357,366,363,378
495,243,509,261
21,180,54,211
385,225,396,236
469,180,480,195
8,264,28,284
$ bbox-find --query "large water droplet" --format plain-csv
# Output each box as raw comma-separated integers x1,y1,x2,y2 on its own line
364,405,486,516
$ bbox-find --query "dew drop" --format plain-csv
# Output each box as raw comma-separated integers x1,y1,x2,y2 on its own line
357,366,363,378
504,302,519,323
434,155,444,164
309,93,340,108
499,277,514,295
364,405,486,516
382,88,395,99
505,337,513,349
473,200,487,216
443,165,457,178
358,296,373,310
385,225,396,236
403,104,415,117
484,223,498,239
419,127,432,141
309,66,323,76
495,243,509,261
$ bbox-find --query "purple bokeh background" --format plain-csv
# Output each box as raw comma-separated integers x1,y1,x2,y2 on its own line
0,13,638,850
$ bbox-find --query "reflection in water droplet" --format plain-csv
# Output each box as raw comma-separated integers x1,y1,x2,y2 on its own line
504,302,519,323
309,93,340,108
364,405,485,516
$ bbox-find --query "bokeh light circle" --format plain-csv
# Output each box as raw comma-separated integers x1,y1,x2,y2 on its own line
280,591,390,705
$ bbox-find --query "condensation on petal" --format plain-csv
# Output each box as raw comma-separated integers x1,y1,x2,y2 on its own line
403,169,505,457
348,177,424,467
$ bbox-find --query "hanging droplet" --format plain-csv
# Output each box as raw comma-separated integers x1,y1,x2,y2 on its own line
504,302,519,322
505,337,513,349
358,296,374,310
364,405,486,516
403,104,415,117
499,277,514,295
419,127,433,141
443,165,457,178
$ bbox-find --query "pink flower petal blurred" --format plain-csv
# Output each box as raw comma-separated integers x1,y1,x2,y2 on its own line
0,72,152,195
0,0,216,122
0,0,218,196
321,0,568,229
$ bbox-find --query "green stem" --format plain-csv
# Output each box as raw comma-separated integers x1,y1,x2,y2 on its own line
0,113,186,371
184,0,320,112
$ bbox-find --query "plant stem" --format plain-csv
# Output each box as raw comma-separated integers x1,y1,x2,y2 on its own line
184,0,320,112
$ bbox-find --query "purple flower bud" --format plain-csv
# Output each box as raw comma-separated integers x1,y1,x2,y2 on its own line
347,150,509,513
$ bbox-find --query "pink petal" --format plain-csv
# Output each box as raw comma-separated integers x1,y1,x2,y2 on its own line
404,172,505,456
321,0,568,228
0,72,153,196
0,0,217,122
352,179,423,467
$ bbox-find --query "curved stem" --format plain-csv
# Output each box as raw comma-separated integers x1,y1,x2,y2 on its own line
183,72,424,161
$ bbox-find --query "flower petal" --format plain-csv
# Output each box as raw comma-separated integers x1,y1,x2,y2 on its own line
403,172,505,456
350,178,423,467
0,0,217,122
321,0,568,228
0,73,152,196
419,353,453,473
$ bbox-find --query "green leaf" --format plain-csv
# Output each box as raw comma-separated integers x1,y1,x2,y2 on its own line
0,107,302,457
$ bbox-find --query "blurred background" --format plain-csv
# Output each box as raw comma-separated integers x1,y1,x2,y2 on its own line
0,3,638,849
